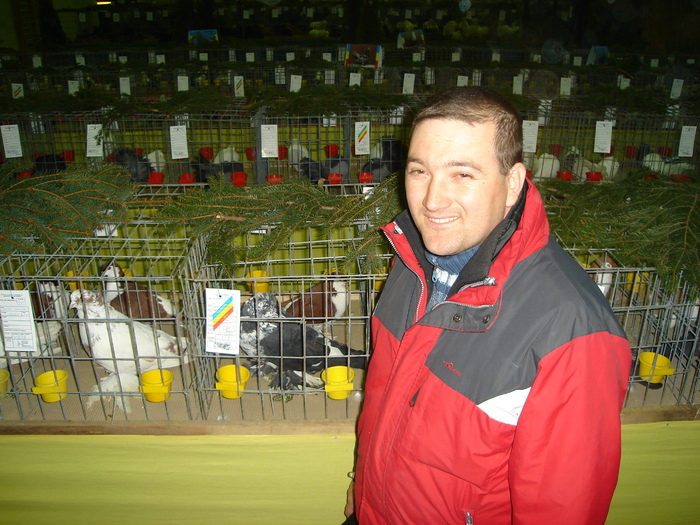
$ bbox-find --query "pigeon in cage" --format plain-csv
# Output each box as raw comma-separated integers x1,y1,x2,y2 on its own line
33,153,67,175
191,153,244,183
69,288,188,412
641,152,694,176
531,152,561,179
325,155,350,180
288,139,310,170
239,292,367,390
594,155,620,179
589,255,619,299
280,273,349,324
145,150,167,173
33,280,71,320
559,147,593,179
212,145,240,165
106,148,153,183
359,138,408,182
99,262,176,320
298,157,330,184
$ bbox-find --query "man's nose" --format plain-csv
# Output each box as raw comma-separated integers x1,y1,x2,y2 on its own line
423,176,449,210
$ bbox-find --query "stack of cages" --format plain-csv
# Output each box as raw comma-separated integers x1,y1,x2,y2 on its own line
182,215,393,423
521,105,699,180
262,105,413,188
0,188,200,422
562,239,699,408
3,105,253,187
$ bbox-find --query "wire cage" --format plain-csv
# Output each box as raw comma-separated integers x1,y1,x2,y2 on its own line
1,191,698,423
181,220,393,422
563,242,699,408
0,189,200,422
519,109,700,180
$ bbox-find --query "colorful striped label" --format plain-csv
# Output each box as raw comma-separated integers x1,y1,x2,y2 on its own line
212,296,234,330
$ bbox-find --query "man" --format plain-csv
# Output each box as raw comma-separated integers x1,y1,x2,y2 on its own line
345,87,632,524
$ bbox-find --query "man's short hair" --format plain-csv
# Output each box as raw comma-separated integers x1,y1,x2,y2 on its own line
411,87,523,175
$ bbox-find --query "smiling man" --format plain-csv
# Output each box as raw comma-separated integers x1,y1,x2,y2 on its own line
345,87,632,525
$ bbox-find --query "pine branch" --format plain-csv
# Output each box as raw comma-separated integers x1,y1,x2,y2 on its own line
540,177,700,292
157,175,699,294
0,163,135,256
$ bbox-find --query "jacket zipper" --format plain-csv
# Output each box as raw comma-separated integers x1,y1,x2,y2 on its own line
384,225,426,323
466,511,474,524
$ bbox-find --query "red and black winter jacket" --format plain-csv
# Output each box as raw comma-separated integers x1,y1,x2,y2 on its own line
354,179,632,525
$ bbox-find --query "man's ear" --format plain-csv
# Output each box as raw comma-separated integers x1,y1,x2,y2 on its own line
506,162,527,208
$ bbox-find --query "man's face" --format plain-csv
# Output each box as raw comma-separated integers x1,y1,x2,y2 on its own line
405,118,524,256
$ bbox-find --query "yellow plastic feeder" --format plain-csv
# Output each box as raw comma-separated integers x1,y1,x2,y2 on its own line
321,366,355,400
139,369,174,402
215,365,250,399
246,271,270,294
0,369,11,398
638,352,675,387
32,370,69,402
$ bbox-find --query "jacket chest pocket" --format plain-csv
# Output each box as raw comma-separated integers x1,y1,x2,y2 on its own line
395,371,514,493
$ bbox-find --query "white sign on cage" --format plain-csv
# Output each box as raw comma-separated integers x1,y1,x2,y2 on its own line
1,124,22,158
205,289,241,355
522,120,539,153
11,83,23,99
233,75,245,97
261,125,279,158
594,121,614,154
354,121,371,155
679,126,697,157
0,290,39,352
85,124,103,158
170,125,189,159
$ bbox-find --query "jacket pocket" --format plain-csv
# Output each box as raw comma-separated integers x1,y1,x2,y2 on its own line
396,370,514,492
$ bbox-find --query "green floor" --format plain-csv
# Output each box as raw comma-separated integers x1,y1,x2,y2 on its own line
0,421,698,525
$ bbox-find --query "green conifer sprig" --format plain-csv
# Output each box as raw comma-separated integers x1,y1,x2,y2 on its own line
539,177,700,292
156,175,402,273
158,175,699,292
0,163,135,256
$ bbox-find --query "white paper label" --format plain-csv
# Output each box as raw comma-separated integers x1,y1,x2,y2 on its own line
261,125,279,158
354,122,370,155
170,125,189,159
522,120,539,153
594,121,614,154
0,290,38,352
1,124,23,158
205,288,241,355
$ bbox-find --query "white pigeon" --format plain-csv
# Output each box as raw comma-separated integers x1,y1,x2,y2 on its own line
99,262,176,319
35,281,71,320
589,255,618,299
560,146,596,179
288,138,310,171
145,150,167,172
212,145,240,164
642,153,694,176
69,288,187,412
593,156,620,179
531,153,560,179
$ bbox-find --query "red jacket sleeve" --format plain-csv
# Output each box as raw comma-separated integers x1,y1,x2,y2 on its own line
509,332,632,524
